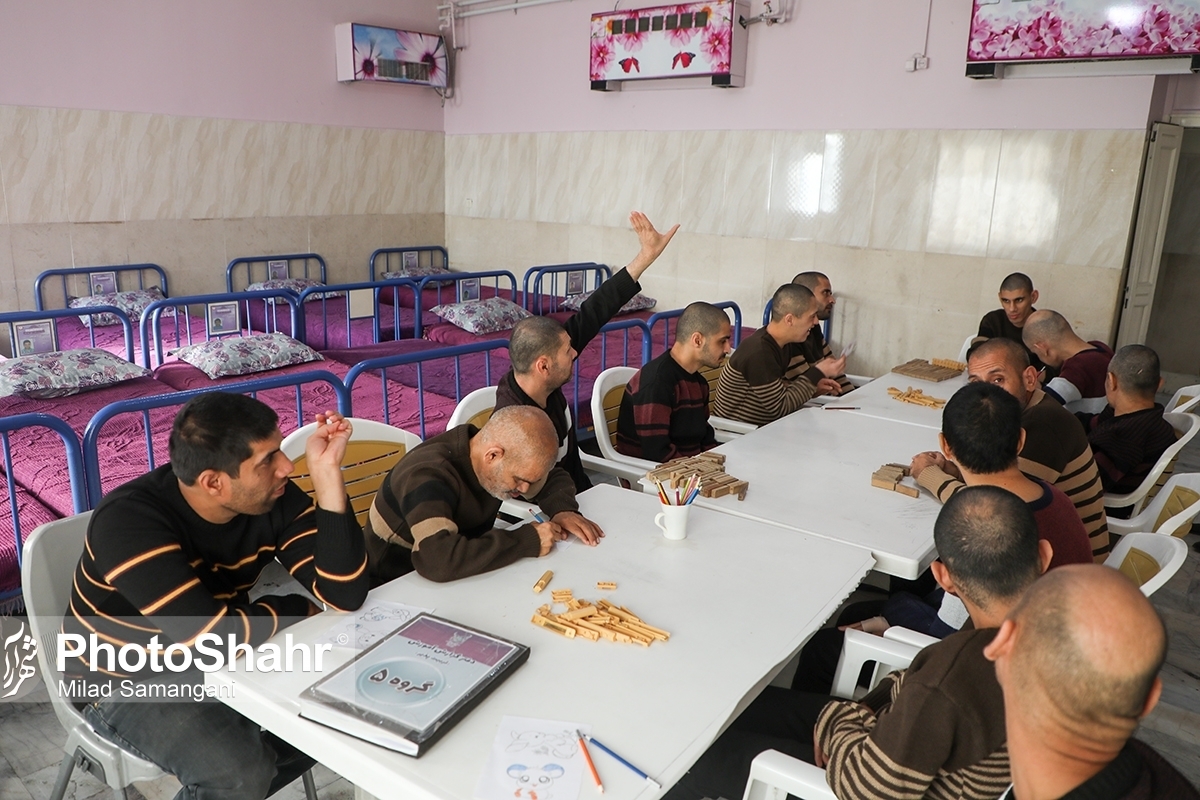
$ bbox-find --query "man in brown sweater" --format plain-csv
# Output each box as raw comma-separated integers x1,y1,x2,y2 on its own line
787,271,853,396
712,283,846,426
364,406,600,584
664,485,1037,800
915,337,1111,560
987,565,1197,799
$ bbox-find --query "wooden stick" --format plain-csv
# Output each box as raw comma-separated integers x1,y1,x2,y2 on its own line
533,570,553,593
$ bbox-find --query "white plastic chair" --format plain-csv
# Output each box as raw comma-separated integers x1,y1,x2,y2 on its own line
1105,532,1189,597
581,366,661,484
281,417,422,529
447,386,499,430
1165,384,1200,414
744,628,926,800
1108,473,1200,539
1103,412,1200,516
956,334,977,364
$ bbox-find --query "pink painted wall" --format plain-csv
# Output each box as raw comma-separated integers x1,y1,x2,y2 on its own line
444,0,1158,134
0,0,445,131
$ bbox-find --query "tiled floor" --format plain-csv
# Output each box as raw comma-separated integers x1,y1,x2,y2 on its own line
4,453,1200,798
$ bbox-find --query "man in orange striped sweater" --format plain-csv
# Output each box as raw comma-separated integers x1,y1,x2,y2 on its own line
61,393,368,800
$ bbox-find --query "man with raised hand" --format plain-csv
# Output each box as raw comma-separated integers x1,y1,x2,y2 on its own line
366,406,602,584
986,565,1198,799
62,393,368,800
495,211,678,491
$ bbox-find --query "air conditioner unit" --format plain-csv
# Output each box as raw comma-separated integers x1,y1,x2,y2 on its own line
590,0,750,91
335,23,449,89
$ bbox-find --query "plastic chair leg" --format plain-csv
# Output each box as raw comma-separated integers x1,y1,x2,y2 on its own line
303,768,319,800
49,752,75,800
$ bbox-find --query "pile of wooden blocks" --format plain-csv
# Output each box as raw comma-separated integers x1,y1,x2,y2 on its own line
887,386,947,409
871,463,920,498
645,452,749,500
531,589,669,646
891,358,966,382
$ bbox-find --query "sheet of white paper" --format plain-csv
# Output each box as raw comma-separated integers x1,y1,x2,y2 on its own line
475,716,590,800
316,601,433,651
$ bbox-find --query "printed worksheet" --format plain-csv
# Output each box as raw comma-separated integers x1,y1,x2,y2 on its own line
475,717,590,800
317,601,433,651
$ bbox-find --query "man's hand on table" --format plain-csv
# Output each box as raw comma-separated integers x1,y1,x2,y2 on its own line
815,377,843,397
909,451,946,480
552,511,605,546
534,520,564,556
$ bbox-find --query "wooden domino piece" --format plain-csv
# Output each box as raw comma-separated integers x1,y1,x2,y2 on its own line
596,581,617,590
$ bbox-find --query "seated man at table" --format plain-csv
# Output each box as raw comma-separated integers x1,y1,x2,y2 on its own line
61,393,369,800
364,406,603,584
787,271,853,395
985,565,1198,799
972,271,1045,372
937,337,1111,560
495,210,678,492
1086,344,1178,496
712,283,846,426
614,302,732,462
666,486,1040,800
1022,309,1114,415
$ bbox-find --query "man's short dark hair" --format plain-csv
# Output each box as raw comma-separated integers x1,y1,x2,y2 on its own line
769,283,815,322
934,485,1041,609
1109,344,1160,398
791,271,828,292
942,382,1023,474
509,316,568,374
999,272,1034,294
967,337,1030,370
676,302,730,342
169,393,279,485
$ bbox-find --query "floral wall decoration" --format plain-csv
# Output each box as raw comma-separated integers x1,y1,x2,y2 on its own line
336,23,449,88
590,0,735,81
969,0,1200,62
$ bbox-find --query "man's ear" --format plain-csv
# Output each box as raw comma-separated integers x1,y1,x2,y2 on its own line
484,444,505,464
1141,677,1163,719
1158,376,1165,393
1106,371,1117,393
984,618,1017,663
938,432,953,461
1037,539,1053,574
1022,365,1039,393
196,469,227,497
1029,289,1039,306
691,331,705,349
535,355,552,376
930,560,957,596
1017,427,1027,456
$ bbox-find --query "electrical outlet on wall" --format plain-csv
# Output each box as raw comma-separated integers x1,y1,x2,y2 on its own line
905,53,930,72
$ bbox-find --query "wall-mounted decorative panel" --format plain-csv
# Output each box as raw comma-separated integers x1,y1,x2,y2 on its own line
335,23,449,88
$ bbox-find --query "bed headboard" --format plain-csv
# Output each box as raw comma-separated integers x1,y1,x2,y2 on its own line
140,290,303,369
369,246,449,281
226,253,328,293
1,306,136,361
34,264,169,311
522,262,612,314
296,278,423,346
412,270,520,337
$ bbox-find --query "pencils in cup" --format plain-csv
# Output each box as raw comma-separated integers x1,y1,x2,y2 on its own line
655,475,701,506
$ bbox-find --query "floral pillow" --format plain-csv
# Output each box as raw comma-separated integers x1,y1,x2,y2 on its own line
558,290,657,314
430,297,531,335
69,286,174,327
172,332,323,379
245,278,344,304
382,263,455,287
0,348,151,399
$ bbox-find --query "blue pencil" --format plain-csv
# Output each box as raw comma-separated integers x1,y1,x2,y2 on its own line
531,511,548,523
584,734,661,789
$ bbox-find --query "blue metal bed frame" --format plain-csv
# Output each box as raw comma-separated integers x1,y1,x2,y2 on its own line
1,306,137,360
296,278,423,345
521,262,612,314
368,246,450,280
140,290,304,369
226,253,328,293
412,270,521,338
34,264,170,311
646,302,744,358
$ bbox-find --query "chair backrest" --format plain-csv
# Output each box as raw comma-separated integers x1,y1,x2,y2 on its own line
1143,412,1200,506
448,386,498,430
956,334,975,364
21,513,95,731
831,628,922,700
1136,472,1200,538
591,367,638,462
1166,384,1200,414
1104,532,1189,597
281,418,422,528
698,362,725,413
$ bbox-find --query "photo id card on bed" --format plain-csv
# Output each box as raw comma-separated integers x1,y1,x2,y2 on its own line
267,260,290,280
402,250,419,271
11,320,56,356
299,613,530,756
565,270,585,297
206,302,240,336
90,271,117,296
458,277,481,302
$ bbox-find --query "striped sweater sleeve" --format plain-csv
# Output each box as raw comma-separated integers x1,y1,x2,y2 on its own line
915,465,965,503
273,484,368,612
713,361,815,425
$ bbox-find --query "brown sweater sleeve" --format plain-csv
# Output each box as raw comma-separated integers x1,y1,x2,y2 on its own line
915,465,965,503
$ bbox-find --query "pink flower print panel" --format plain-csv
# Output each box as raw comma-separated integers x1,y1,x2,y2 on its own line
969,0,1200,63
350,24,449,87
590,0,736,81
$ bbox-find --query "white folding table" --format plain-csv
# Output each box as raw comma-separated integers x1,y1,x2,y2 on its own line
827,372,966,430
208,484,875,800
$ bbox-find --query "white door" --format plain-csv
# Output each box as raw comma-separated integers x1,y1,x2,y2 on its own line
1116,122,1184,347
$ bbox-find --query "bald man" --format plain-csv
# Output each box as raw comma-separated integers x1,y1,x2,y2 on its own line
972,272,1045,371
787,271,853,395
1023,310,1114,414
712,283,846,425
986,565,1198,799
364,406,603,583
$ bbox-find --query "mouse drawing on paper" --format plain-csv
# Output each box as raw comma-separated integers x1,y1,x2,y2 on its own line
505,730,577,759
507,763,565,800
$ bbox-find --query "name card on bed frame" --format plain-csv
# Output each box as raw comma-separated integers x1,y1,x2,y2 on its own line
10,320,57,356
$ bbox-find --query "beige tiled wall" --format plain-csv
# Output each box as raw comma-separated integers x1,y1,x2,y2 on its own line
445,129,1145,377
0,105,445,311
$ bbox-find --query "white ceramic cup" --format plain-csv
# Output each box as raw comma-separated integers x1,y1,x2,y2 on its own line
654,503,691,540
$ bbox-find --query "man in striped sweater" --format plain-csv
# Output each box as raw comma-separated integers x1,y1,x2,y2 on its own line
787,272,854,396
62,393,369,800
615,302,732,462
712,283,846,426
664,486,1037,800
915,337,1111,560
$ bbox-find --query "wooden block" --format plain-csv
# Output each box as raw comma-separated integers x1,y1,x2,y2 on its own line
894,482,920,498
532,570,553,593
596,581,617,590
730,480,749,501
872,476,901,491
561,605,597,621
531,615,576,638
696,452,726,464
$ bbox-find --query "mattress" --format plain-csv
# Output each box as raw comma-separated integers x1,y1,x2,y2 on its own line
0,473,60,602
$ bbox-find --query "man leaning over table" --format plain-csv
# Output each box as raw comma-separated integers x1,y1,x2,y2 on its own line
365,406,603,585
61,393,369,800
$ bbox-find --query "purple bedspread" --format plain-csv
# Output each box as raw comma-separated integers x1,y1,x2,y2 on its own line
0,474,59,600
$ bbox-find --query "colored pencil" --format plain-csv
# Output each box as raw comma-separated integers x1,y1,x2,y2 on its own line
577,730,604,793
822,406,860,410
584,734,661,789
